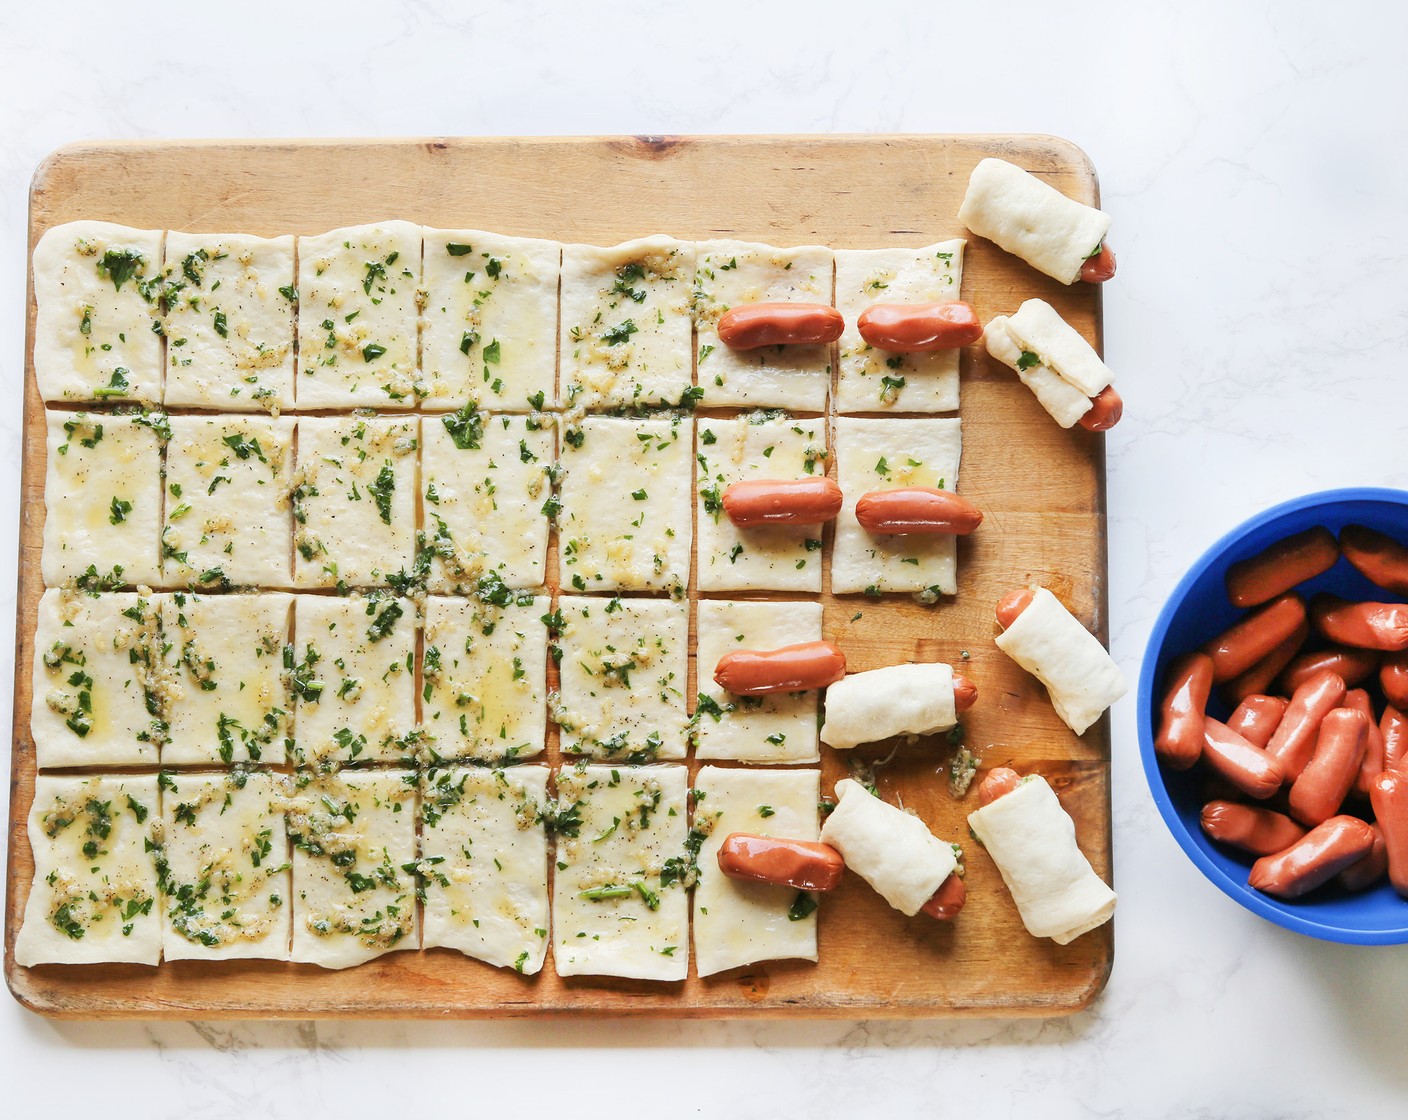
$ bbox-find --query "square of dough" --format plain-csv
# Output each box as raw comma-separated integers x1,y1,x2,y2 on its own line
692,766,820,977
832,417,964,597
161,414,294,588
557,416,692,595
14,774,161,966
158,769,292,961
419,765,550,973
289,593,417,768
835,242,965,413
422,410,553,592
32,589,162,768
161,231,296,410
695,414,828,593
694,600,822,763
42,409,163,588
421,229,560,412
554,595,689,761
560,237,694,410
288,769,419,969
159,591,292,766
693,240,834,410
295,221,422,409
422,594,549,763
293,416,418,588
551,764,689,980
32,220,163,404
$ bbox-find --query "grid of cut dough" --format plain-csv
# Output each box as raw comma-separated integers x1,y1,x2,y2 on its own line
27,219,981,977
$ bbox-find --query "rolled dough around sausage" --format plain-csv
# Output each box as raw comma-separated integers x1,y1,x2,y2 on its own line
958,158,1111,285
966,775,1115,944
819,662,957,749
994,587,1127,735
819,778,957,915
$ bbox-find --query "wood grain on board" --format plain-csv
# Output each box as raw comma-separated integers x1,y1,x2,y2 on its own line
6,134,1113,1019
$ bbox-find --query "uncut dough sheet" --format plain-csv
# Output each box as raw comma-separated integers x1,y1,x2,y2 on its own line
554,595,689,761
288,769,419,969
556,415,691,595
966,775,1116,944
420,411,553,592
15,774,161,966
421,595,548,762
161,413,294,587
831,417,964,596
32,589,160,768
295,221,422,408
835,241,964,413
695,414,828,593
421,229,560,412
293,415,418,588
419,766,550,972
159,591,293,766
694,599,822,763
993,586,1127,735
289,594,417,767
42,410,163,588
551,764,689,979
560,236,694,410
32,220,162,404
693,240,833,410
161,230,296,410
158,770,291,961
692,767,820,977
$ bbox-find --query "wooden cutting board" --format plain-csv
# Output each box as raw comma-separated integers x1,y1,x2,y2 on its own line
5,135,1113,1018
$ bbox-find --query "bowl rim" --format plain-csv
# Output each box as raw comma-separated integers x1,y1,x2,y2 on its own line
1138,486,1408,945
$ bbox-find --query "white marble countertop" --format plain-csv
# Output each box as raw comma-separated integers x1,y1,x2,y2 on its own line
3,1,1407,1115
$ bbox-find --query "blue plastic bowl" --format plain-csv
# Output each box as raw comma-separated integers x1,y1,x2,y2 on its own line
1138,487,1408,944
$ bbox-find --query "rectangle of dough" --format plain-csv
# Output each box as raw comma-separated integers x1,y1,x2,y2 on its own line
421,228,560,412
695,414,828,593
42,409,163,588
694,599,822,763
560,236,694,410
32,589,161,768
288,769,419,969
551,764,689,979
419,765,550,973
554,595,688,761
557,416,692,595
15,774,161,966
159,591,292,766
293,415,419,588
161,230,296,410
692,240,833,410
295,221,422,408
422,594,548,762
158,769,292,961
290,593,418,768
161,413,294,588
421,410,553,592
831,417,964,596
32,220,163,404
692,766,820,977
835,242,964,413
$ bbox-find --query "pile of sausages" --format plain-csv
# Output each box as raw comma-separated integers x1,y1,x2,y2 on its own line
1155,525,1408,900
